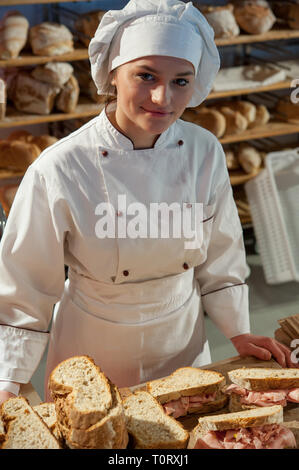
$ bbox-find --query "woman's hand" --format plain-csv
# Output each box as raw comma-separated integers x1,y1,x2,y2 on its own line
230,333,299,368
0,390,17,405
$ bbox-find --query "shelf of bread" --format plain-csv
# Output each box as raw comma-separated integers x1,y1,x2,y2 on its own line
220,121,299,144
0,48,89,68
215,28,299,46
207,80,293,100
0,98,103,128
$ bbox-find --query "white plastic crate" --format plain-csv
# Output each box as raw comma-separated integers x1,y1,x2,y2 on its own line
245,148,299,284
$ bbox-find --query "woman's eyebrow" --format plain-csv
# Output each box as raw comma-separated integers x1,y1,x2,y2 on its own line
136,65,194,76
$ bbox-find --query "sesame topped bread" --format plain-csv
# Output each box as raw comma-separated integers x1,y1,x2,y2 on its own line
0,397,61,449
122,391,189,449
48,355,112,429
48,355,128,449
228,368,299,391
147,367,226,404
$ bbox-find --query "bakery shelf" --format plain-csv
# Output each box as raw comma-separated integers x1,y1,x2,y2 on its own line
207,80,293,100
0,99,103,128
219,121,299,145
215,28,299,46
0,48,89,68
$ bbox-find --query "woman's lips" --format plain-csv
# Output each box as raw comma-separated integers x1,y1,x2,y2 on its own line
141,107,171,117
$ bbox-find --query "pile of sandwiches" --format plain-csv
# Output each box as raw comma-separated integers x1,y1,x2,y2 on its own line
0,355,298,449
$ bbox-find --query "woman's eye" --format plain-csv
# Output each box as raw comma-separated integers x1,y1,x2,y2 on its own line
138,73,154,81
175,78,189,87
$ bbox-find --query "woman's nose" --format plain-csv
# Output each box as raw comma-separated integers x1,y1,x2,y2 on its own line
151,85,171,105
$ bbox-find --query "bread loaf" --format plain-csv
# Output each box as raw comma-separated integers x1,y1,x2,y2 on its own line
75,10,106,47
0,78,6,120
233,1,276,34
219,107,248,135
55,74,80,113
12,73,61,115
7,129,58,151
29,22,74,56
219,100,257,124
0,184,19,217
199,4,240,38
33,403,63,444
0,11,29,59
31,62,74,87
225,148,240,170
181,107,226,138
0,139,40,172
248,104,270,128
237,144,262,174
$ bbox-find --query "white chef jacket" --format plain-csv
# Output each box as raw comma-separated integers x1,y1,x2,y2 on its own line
0,102,250,399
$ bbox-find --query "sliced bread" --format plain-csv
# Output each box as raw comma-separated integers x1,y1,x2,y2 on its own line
33,402,62,443
0,397,61,449
147,367,226,404
228,368,299,391
48,355,128,449
122,391,189,449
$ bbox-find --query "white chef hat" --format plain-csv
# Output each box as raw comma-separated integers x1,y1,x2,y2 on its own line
89,0,220,108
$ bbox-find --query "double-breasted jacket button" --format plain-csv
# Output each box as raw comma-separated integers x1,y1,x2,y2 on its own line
123,270,129,276
186,203,192,208
178,140,184,146
183,262,189,270
116,211,123,217
101,150,108,157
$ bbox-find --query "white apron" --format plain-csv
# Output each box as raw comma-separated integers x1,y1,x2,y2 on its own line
45,267,211,400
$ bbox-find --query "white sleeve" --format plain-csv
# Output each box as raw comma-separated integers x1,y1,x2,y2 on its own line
0,166,68,384
195,177,251,340
0,380,20,395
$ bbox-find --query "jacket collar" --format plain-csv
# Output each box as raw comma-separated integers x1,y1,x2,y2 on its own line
96,100,175,151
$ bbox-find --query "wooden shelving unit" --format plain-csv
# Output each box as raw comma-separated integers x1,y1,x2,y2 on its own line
215,28,299,46
0,48,89,68
0,0,87,4
219,121,299,145
0,99,103,128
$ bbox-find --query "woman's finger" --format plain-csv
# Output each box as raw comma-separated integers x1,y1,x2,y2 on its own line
240,342,272,361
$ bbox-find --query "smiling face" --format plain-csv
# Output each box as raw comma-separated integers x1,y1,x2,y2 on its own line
108,55,196,149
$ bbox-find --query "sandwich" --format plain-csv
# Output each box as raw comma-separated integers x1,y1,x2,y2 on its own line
48,355,129,449
0,396,61,449
188,405,297,449
146,367,228,419
122,390,189,449
224,368,299,412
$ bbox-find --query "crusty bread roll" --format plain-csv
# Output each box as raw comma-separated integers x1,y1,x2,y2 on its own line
237,144,262,174
233,1,276,34
0,78,6,120
225,148,240,170
75,10,106,47
248,104,270,128
0,184,19,217
0,139,40,172
7,129,58,151
29,22,74,56
0,11,29,59
199,4,240,38
12,73,60,115
31,62,74,87
182,107,226,138
55,74,80,113
218,107,248,135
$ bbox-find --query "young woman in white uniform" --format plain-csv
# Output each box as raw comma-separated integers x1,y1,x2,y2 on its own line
0,0,296,404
